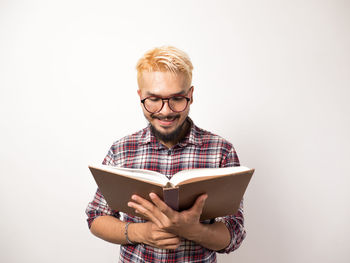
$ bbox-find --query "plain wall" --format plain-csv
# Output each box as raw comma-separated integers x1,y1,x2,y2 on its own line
0,0,349,262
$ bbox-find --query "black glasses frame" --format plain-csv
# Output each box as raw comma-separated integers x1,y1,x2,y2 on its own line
141,95,191,113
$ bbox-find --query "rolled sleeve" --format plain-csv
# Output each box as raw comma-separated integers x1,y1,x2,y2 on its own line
215,199,246,253
215,145,246,253
85,147,120,228
85,188,120,228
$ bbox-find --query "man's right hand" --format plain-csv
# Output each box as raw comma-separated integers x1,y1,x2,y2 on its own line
128,221,181,250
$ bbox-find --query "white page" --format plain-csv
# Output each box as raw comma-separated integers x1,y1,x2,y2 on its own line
169,166,251,186
94,165,169,186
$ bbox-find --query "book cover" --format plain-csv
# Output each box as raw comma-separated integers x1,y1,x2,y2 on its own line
89,165,254,220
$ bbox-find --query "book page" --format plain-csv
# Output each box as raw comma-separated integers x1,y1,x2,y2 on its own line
92,165,170,186
169,166,251,186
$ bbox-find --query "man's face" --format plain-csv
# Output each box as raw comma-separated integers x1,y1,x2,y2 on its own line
137,71,193,144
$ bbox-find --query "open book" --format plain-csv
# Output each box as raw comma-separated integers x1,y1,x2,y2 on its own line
89,165,254,220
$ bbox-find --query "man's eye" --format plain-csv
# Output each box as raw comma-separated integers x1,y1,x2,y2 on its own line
172,96,185,101
148,97,160,102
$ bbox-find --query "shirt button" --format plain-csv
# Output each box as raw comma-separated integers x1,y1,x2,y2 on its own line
167,150,171,155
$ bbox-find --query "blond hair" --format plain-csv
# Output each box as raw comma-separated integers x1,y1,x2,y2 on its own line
136,46,193,86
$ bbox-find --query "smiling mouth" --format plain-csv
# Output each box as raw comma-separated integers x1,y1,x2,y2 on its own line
153,115,179,126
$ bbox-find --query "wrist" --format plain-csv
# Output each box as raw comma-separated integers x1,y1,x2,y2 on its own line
181,222,206,243
127,222,144,244
124,222,137,245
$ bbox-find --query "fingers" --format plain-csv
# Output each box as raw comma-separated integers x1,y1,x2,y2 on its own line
141,222,181,250
129,193,207,230
128,194,176,228
149,193,175,218
128,198,163,227
154,237,181,250
151,231,181,249
128,194,207,247
190,194,208,215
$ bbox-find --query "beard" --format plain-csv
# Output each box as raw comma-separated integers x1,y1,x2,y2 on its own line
150,114,188,143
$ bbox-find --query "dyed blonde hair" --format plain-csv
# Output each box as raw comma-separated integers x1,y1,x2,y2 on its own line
136,46,193,87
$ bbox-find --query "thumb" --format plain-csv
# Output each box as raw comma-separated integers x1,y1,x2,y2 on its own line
190,194,208,215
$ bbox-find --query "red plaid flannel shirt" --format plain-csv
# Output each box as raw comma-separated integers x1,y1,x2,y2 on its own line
86,119,246,262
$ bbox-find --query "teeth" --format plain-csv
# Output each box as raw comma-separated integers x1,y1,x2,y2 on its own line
160,117,175,121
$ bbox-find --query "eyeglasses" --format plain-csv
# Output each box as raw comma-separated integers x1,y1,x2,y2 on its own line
141,94,191,113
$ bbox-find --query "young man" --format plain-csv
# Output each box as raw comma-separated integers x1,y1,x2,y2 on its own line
86,46,246,262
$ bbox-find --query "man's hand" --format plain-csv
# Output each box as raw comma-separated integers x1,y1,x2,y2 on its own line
129,221,181,250
128,193,208,242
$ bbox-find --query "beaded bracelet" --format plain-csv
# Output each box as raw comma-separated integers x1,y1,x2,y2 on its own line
124,222,136,245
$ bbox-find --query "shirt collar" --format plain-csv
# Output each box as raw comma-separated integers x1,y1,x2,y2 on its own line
139,117,203,149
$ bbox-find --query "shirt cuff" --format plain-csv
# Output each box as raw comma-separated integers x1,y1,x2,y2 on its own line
214,215,246,253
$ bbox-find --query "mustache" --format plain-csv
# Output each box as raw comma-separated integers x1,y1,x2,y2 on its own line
151,114,180,120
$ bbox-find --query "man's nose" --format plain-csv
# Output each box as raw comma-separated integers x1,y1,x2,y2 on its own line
159,99,173,114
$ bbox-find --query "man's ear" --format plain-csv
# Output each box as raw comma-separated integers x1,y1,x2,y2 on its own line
189,86,194,104
137,89,141,98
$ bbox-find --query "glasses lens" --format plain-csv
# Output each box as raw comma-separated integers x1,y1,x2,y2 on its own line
144,97,162,113
169,96,188,112
143,96,189,113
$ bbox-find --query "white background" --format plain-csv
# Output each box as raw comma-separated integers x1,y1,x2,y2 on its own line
1,0,349,262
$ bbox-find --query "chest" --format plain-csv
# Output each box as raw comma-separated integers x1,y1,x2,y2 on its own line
115,145,223,177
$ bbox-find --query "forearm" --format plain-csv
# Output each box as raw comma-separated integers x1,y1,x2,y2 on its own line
90,216,181,249
90,215,129,245
184,221,231,251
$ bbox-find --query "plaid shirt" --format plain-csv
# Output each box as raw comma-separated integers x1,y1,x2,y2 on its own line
86,119,246,262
